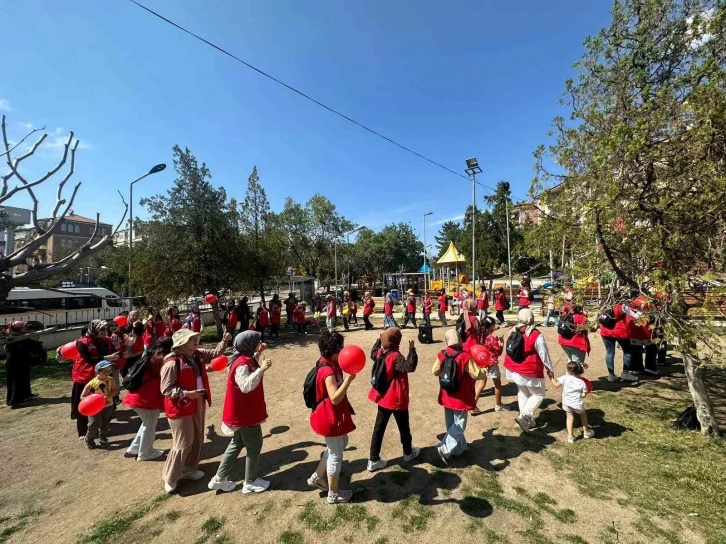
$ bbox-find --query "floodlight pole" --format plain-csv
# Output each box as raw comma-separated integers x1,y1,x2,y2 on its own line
465,159,482,295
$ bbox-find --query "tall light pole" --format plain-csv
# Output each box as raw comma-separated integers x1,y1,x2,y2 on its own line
423,212,432,293
465,158,482,293
128,164,166,306
345,226,365,288
503,183,514,307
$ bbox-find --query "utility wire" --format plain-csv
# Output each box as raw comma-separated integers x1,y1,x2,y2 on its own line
127,0,530,201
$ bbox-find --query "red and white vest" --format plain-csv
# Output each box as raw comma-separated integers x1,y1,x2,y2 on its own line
222,356,267,428
163,353,212,419
504,328,544,379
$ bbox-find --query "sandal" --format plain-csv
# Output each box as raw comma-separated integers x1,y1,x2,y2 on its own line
471,407,483,416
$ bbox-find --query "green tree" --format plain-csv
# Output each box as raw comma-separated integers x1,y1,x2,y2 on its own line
534,0,726,435
434,221,463,258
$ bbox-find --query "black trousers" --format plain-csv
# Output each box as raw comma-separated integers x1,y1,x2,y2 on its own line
495,310,505,324
351,313,358,325
631,343,658,372
271,323,280,337
297,323,308,334
70,382,89,438
369,406,412,462
658,341,668,365
363,314,373,330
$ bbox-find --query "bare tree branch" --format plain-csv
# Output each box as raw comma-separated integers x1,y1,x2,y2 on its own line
0,118,46,161
112,190,129,236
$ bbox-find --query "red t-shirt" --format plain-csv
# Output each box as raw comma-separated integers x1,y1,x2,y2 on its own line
309,358,356,437
437,295,448,311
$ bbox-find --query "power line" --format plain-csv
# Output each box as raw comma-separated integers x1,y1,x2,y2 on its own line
126,0,530,201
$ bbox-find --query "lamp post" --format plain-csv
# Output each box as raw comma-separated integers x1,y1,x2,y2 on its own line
128,164,166,305
465,158,482,293
345,226,365,288
503,183,514,308
423,212,432,293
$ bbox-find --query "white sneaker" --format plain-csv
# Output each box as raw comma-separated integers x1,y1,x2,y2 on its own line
242,478,270,494
137,449,165,462
643,369,660,376
583,429,595,439
180,469,205,481
494,404,510,412
208,476,237,492
164,481,177,494
620,371,639,382
126,447,140,456
367,459,387,472
402,447,420,462
607,374,618,382
567,436,575,444
515,414,531,433
327,489,353,504
437,446,449,466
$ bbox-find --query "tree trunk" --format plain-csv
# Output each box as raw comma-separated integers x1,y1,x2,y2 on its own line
681,342,719,437
210,300,224,336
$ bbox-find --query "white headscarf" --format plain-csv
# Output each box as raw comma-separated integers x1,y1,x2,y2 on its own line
516,308,536,337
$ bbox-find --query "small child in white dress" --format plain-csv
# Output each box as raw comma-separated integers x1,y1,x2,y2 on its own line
552,361,595,443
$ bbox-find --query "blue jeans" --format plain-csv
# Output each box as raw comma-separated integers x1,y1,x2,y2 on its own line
602,336,631,374
542,309,556,326
438,408,468,459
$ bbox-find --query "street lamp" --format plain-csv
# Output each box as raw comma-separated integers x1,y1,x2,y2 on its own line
128,164,166,306
502,182,514,307
345,226,365,288
423,212,432,293
465,158,482,293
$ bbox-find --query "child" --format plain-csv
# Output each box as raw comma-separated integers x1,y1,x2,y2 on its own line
296,302,309,335
551,362,595,443
307,331,356,504
256,305,270,342
542,292,556,327
471,316,509,415
367,329,420,472
81,359,117,449
422,292,433,327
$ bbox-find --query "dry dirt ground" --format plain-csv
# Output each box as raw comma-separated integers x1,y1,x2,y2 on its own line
0,318,722,544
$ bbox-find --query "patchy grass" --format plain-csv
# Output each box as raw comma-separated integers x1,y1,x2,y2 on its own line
547,386,726,542
298,501,378,533
193,516,227,544
0,354,69,396
0,508,44,544
373,538,389,544
279,531,304,544
390,494,434,534
562,535,589,544
634,517,682,544
76,495,168,544
165,510,182,522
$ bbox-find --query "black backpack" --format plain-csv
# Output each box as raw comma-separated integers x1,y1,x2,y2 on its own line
503,298,511,311
122,353,151,391
438,349,461,392
672,406,701,431
506,326,527,362
303,360,330,410
558,312,577,339
370,350,391,395
598,309,617,329
455,316,467,341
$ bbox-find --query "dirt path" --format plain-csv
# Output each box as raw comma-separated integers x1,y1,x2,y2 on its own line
0,323,715,543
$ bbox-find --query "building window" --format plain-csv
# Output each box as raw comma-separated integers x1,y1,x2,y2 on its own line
61,239,66,248
100,228,107,236
61,224,67,232
76,225,81,233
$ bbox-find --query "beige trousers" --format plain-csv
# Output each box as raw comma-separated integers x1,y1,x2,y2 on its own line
162,400,206,484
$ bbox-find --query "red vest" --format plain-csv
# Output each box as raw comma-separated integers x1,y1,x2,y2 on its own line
494,292,506,311
123,362,164,411
309,358,356,437
165,319,182,336
191,314,202,333
72,336,112,384
163,353,212,419
599,304,629,339
406,296,416,312
504,328,544,379
438,295,448,311
558,313,590,353
384,301,393,315
294,307,305,324
423,298,432,314
269,302,281,324
326,301,337,317
518,289,531,308
258,309,270,327
484,334,503,359
462,316,480,352
368,350,409,411
222,356,267,428
477,292,489,309
437,348,476,411
227,311,239,329
363,298,375,315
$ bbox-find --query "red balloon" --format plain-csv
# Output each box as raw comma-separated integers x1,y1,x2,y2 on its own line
59,341,78,360
78,394,106,417
470,344,496,368
210,355,228,372
113,315,128,328
338,345,366,375
205,294,217,304
581,377,593,393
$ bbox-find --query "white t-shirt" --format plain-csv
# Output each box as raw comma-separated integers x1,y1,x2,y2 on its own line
558,374,587,410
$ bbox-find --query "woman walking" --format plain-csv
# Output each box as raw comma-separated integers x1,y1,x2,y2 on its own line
123,337,172,461
383,292,399,330
518,279,532,310
494,288,508,326
477,286,489,321
238,297,251,332
402,290,417,328
208,331,272,494
437,290,449,327
558,305,590,366
471,316,509,415
599,301,638,382
160,329,231,493
325,295,337,331
503,309,554,433
362,291,375,331
4,322,42,408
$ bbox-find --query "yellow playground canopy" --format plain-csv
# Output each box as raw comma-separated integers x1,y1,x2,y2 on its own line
437,241,466,265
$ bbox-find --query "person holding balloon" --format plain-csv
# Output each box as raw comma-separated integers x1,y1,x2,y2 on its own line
208,331,272,494
69,320,119,439
160,328,232,493
366,328,420,473
165,306,183,336
470,316,509,416
307,330,357,504
80,359,117,449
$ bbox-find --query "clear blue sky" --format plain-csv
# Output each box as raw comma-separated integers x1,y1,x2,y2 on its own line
0,0,610,240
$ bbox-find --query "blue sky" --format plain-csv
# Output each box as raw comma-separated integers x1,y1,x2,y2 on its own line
0,0,610,240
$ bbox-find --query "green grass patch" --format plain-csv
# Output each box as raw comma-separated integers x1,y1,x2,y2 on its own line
298,501,378,533
390,495,434,534
193,516,227,544
634,517,682,544
77,495,168,544
165,510,182,522
562,535,589,544
484,529,511,543
279,531,304,544
373,538,389,544
0,354,69,395
0,511,42,544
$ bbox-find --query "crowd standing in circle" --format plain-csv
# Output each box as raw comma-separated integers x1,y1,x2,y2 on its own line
3,282,666,502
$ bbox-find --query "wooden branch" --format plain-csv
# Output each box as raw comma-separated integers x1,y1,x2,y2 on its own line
595,209,637,288
112,190,129,236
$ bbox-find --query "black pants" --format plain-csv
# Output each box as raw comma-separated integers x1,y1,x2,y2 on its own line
343,316,350,330
363,314,373,330
351,314,358,325
403,312,417,327
369,406,412,462
496,310,505,324
631,343,658,372
297,323,308,334
658,341,667,365
271,323,280,337
5,358,32,408
423,313,431,327
286,312,294,328
71,382,89,438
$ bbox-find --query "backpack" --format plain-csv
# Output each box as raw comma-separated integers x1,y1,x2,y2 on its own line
438,349,461,392
505,326,527,362
370,351,391,395
122,353,151,391
672,406,701,431
558,312,577,339
303,360,330,410
598,309,617,329
455,316,467,341
503,298,511,311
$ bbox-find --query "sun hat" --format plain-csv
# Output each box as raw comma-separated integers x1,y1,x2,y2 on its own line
172,328,200,350
407,289,414,294
95,359,115,372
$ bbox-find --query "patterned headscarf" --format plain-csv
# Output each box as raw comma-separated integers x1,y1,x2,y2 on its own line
462,299,478,332
87,319,107,337
6,321,28,335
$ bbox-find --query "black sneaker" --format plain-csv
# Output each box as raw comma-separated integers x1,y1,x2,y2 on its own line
99,437,110,448
86,439,97,450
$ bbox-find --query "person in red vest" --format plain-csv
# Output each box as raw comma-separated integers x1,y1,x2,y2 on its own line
295,302,309,335
207,331,272,494
185,304,204,333
123,336,173,461
223,300,239,337
256,304,270,342
518,279,532,310
143,309,166,351
558,305,591,367
269,294,282,338
307,330,356,504
477,286,489,321
123,310,145,379
504,309,555,433
325,294,337,331
362,291,376,331
437,289,449,327
627,293,658,376
383,292,399,330
599,299,638,382
366,329,420,472
402,289,417,328
69,320,119,438
433,329,487,465
471,316,509,415
165,306,183,336
160,329,231,494
494,288,508,326
458,299,480,353
285,293,297,329
349,297,359,327
422,292,433,327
